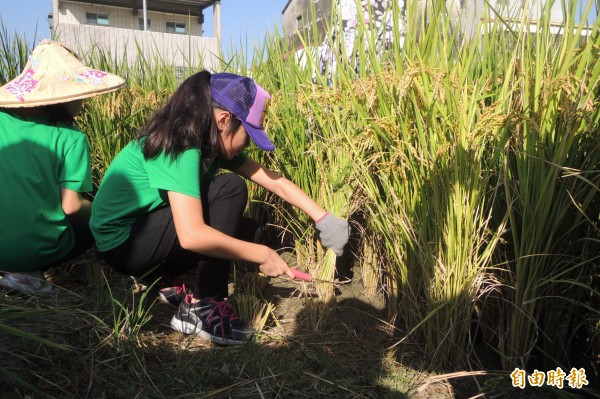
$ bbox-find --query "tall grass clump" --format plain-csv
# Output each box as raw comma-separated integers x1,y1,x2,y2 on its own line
348,0,509,368
287,0,505,368
482,0,600,368
0,18,34,85
75,47,185,187
230,271,275,334
89,274,156,356
237,0,599,371
370,0,599,369
238,7,376,327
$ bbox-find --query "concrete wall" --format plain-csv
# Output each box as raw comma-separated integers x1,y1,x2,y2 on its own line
53,0,220,70
54,24,219,70
282,0,333,41
55,0,203,35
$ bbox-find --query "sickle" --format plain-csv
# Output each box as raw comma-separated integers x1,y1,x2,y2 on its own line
290,268,340,285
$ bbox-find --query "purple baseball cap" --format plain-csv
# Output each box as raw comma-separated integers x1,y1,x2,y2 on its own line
210,72,275,151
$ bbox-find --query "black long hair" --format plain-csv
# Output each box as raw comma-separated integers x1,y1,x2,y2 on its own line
138,70,220,168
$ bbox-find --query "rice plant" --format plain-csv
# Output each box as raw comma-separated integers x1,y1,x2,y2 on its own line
77,86,165,187
240,0,600,371
0,17,33,85
88,272,156,355
1,0,598,381
487,0,600,369
230,269,275,334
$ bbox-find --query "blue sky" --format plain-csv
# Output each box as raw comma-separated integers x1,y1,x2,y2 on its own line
0,1,286,54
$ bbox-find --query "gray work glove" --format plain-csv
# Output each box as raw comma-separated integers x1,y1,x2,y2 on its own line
315,213,350,257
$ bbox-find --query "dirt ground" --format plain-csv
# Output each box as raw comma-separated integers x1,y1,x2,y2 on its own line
3,251,587,398
131,257,467,399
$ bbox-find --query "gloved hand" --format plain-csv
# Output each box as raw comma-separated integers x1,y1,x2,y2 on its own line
315,212,350,256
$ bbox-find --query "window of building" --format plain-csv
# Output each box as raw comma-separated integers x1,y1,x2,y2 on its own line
166,22,186,34
173,66,193,83
174,67,183,82
86,12,109,26
296,15,303,30
139,18,151,30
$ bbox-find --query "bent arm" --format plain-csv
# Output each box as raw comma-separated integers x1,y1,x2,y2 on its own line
61,187,92,220
234,157,327,222
235,157,350,256
168,190,293,278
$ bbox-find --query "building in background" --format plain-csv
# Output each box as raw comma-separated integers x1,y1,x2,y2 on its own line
282,0,333,49
282,0,594,43
50,0,222,72
282,0,405,83
447,0,593,37
282,0,593,83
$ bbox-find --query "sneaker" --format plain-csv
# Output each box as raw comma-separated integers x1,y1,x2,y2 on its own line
0,270,57,295
157,282,188,308
170,294,255,345
43,267,57,279
131,276,187,308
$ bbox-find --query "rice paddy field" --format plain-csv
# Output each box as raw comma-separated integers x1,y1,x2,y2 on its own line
1,1,599,398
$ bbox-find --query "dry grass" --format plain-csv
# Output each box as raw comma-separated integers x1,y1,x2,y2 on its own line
0,253,537,399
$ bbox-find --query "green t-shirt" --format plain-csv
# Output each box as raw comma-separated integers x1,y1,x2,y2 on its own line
0,111,92,271
90,139,247,252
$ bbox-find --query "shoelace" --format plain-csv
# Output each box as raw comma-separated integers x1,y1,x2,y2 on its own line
207,298,239,338
173,283,187,295
159,279,187,294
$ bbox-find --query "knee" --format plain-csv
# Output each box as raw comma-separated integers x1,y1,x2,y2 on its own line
217,173,248,203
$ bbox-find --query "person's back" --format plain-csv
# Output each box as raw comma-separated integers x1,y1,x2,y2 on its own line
0,40,125,294
0,111,91,270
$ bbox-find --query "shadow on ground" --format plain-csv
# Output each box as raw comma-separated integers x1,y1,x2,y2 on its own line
2,252,597,398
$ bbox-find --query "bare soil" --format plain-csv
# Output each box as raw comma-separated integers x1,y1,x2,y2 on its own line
1,251,594,398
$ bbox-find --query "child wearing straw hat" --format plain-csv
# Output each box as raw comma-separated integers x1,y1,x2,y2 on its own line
90,71,349,345
0,40,125,294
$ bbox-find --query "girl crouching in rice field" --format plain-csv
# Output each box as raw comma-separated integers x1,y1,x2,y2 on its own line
90,71,349,345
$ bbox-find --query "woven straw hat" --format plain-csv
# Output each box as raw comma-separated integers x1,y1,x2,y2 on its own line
0,40,125,108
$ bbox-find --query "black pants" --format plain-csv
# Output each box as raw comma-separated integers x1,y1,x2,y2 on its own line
44,217,94,269
100,173,261,299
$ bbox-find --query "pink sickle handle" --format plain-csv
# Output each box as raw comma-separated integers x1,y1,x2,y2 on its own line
291,268,313,282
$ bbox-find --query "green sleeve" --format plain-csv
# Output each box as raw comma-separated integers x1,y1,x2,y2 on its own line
59,134,93,192
145,148,201,198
